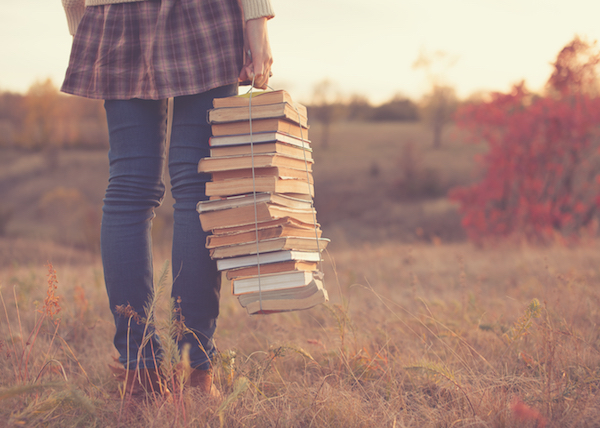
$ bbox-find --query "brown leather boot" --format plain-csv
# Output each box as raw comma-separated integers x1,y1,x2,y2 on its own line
187,368,220,397
109,364,164,396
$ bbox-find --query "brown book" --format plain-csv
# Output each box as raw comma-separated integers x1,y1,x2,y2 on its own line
198,153,313,173
213,90,307,116
206,176,314,197
211,118,309,139
276,193,313,201
206,224,321,248
210,142,312,160
241,285,327,314
208,103,308,127
211,167,314,183
210,236,329,258
207,192,312,202
243,287,328,315
197,193,314,213
212,217,318,236
199,202,316,231
209,131,310,149
226,260,319,280
235,272,326,310
232,270,322,295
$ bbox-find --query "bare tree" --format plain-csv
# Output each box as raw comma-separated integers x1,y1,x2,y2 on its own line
413,50,458,149
346,93,372,121
310,79,343,149
420,84,457,149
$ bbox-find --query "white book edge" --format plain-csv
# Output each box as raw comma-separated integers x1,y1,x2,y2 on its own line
200,152,314,163
209,132,311,148
232,270,314,295
216,250,322,271
238,277,324,306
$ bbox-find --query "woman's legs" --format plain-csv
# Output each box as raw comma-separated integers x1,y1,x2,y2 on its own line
169,84,237,370
102,83,237,372
102,98,167,370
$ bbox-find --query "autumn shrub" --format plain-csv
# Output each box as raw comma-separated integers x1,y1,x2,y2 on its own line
0,79,107,150
451,37,600,243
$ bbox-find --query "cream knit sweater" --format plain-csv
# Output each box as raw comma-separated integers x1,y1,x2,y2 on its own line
62,0,275,35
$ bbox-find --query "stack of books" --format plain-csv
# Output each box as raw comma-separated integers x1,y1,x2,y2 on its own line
196,90,329,314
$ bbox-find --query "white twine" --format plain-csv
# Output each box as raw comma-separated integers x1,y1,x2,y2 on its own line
244,81,323,313
247,76,264,312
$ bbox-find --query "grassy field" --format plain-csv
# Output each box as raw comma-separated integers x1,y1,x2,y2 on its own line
311,121,486,245
1,242,600,426
1,121,599,426
0,121,485,250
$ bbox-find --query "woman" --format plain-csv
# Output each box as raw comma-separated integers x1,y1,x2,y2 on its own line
61,0,274,395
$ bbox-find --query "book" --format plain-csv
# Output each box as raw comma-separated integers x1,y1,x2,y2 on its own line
210,236,329,259
211,217,318,235
205,90,328,315
211,118,309,140
209,131,311,149
269,192,313,201
196,193,313,213
208,192,313,202
208,102,308,127
216,250,322,271
198,153,312,173
199,202,316,231
210,166,314,183
232,270,317,295
210,141,312,160
206,224,321,248
238,278,329,314
237,280,326,311
213,90,307,117
226,260,319,280
205,176,314,197
243,287,328,315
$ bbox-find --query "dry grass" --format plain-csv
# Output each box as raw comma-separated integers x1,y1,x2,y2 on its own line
0,240,599,427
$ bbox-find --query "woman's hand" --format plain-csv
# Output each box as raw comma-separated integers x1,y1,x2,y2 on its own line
239,17,273,89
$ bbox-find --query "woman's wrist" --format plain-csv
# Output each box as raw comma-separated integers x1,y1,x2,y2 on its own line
241,0,275,21
239,17,273,89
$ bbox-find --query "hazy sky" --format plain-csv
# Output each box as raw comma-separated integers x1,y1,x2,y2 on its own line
2,0,600,104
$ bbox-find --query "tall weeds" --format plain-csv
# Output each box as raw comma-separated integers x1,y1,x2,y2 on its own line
1,243,600,426
0,263,95,426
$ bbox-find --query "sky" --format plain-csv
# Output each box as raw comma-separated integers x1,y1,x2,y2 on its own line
2,0,600,104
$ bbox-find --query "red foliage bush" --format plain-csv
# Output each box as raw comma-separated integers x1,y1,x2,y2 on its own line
450,37,600,243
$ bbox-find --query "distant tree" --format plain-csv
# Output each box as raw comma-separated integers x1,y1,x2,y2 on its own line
310,79,343,148
413,49,459,148
0,91,25,147
419,84,458,148
345,93,372,121
6,79,108,151
450,36,600,244
20,78,63,150
63,96,108,149
547,36,600,96
371,93,419,122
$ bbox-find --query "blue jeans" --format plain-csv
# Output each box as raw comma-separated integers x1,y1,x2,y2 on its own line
101,84,237,370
